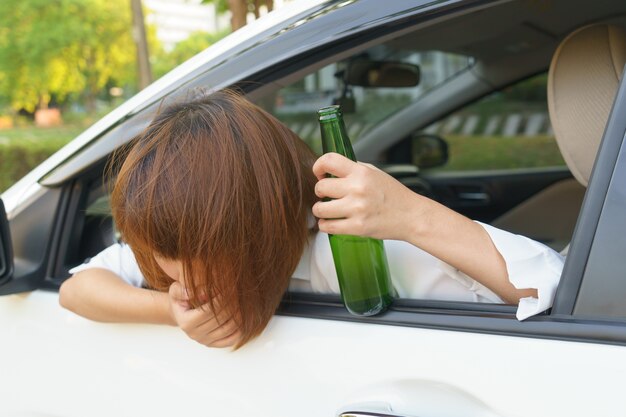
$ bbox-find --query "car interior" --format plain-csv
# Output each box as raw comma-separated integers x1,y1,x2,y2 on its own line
55,0,626,306
251,0,626,253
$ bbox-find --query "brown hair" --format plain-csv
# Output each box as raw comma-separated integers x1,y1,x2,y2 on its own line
111,90,318,347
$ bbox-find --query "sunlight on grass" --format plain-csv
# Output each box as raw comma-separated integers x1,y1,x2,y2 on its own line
435,135,565,171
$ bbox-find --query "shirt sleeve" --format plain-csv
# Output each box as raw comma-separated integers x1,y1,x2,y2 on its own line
68,243,146,288
477,221,564,320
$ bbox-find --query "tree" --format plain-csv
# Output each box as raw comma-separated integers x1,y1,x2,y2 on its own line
202,0,274,31
153,30,229,79
0,0,138,113
130,0,153,90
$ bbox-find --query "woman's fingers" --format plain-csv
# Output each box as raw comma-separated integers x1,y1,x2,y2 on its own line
168,281,189,306
314,177,351,199
191,314,232,337
312,198,355,220
168,282,241,348
312,152,357,180
186,313,241,348
318,218,369,236
203,316,240,343
207,329,242,348
178,299,230,327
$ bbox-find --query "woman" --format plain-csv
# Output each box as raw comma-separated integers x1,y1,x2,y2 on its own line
60,90,563,348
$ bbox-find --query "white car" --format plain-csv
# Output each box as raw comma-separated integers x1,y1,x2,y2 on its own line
2,0,626,416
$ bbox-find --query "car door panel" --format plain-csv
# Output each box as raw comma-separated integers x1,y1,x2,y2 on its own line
421,167,574,222
1,290,625,417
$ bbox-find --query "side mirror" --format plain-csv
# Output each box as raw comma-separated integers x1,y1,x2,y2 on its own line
0,199,13,286
412,134,449,169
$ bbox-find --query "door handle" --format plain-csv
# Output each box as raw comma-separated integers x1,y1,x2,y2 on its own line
336,381,504,417
338,402,413,417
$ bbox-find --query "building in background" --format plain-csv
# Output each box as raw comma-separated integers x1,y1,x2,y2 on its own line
144,0,290,50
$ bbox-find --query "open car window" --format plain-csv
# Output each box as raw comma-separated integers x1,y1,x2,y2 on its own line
62,43,570,311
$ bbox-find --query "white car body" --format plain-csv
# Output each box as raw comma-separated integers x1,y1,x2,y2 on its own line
2,291,625,416
2,0,626,416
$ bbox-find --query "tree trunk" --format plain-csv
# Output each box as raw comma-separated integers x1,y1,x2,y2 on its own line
252,0,273,18
130,0,153,89
38,95,49,110
228,0,247,31
84,91,97,114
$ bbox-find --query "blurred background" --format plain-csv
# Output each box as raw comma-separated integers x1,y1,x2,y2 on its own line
0,0,558,192
0,0,290,191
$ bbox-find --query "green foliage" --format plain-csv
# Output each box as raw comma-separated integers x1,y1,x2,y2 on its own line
201,0,229,14
431,135,565,172
0,125,82,191
201,0,273,15
501,73,548,103
465,74,549,119
0,142,60,191
153,30,230,79
0,0,137,112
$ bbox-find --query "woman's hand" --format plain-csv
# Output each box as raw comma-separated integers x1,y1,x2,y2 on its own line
312,152,427,241
168,281,241,348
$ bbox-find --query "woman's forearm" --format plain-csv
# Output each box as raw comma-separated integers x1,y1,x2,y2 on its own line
59,268,175,325
404,197,537,304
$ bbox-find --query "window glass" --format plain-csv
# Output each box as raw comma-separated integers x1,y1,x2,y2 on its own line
422,73,565,172
259,45,471,154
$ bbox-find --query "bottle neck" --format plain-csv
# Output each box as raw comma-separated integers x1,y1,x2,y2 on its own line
319,116,356,162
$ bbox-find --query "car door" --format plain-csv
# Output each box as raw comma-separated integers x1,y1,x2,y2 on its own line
2,1,626,416
2,289,626,417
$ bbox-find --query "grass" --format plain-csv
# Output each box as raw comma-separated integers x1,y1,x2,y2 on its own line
0,124,84,146
435,134,565,171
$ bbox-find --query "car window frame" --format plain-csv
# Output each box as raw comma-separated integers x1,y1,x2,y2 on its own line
23,0,626,345
550,66,626,320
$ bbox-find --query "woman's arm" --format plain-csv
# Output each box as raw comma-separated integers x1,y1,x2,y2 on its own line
311,153,537,304
400,198,537,304
60,267,241,347
59,268,175,324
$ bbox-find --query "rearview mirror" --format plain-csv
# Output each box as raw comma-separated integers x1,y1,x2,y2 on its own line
345,59,420,88
412,134,449,169
0,199,13,286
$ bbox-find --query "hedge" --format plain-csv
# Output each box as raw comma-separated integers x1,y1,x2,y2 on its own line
0,141,67,192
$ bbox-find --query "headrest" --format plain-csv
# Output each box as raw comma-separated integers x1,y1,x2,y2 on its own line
548,24,626,186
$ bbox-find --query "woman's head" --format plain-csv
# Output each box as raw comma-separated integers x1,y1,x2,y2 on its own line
111,90,317,347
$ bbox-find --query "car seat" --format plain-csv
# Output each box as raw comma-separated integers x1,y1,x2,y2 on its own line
492,23,626,254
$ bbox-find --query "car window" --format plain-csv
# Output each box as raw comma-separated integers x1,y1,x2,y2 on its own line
258,45,471,154
421,73,566,172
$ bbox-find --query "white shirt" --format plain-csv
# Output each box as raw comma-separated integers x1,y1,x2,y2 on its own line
70,222,564,320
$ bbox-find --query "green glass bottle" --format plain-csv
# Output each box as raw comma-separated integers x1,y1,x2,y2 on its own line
317,105,393,316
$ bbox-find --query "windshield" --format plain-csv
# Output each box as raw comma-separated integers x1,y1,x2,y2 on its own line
260,45,472,154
